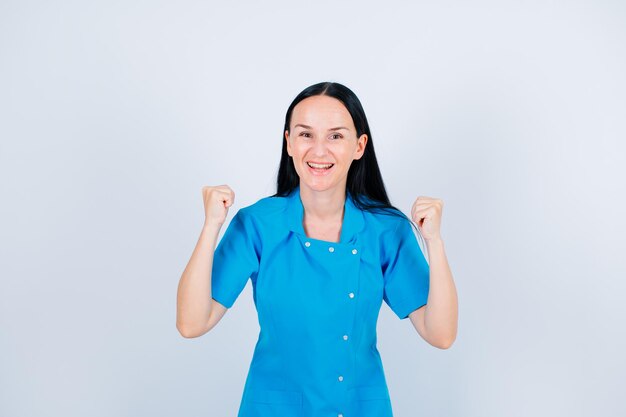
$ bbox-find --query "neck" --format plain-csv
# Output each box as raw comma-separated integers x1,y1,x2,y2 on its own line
299,184,346,221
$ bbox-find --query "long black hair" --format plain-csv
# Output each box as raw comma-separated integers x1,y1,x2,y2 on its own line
273,81,421,235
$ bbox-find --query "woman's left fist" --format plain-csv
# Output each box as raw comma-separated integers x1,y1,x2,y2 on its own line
411,196,443,242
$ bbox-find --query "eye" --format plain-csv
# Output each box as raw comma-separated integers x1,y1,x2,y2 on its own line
330,133,343,140
299,132,312,138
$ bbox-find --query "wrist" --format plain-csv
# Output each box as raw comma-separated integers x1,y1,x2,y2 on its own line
202,221,222,235
425,237,444,246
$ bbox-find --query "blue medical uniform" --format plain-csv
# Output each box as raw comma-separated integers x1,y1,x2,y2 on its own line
211,186,430,417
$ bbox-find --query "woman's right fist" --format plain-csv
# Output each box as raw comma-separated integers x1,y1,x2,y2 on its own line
202,185,235,227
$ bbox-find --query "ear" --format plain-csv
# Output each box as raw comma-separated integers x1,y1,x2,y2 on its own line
285,130,292,156
354,134,368,160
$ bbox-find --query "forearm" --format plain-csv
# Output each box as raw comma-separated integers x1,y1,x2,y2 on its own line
176,224,221,337
423,238,458,348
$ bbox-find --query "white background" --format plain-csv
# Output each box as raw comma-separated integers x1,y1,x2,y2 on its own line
1,1,624,416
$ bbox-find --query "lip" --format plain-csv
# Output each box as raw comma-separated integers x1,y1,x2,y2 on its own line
306,161,334,176
307,161,334,165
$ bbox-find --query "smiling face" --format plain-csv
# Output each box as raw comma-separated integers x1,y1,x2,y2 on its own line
285,95,368,195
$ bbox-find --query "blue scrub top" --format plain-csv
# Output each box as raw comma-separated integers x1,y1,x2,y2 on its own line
211,185,430,417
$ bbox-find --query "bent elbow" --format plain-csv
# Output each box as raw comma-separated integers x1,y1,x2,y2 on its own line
427,332,456,350
176,321,208,339
436,335,456,349
436,339,454,349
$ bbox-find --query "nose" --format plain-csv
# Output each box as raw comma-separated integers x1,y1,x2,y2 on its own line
311,136,329,157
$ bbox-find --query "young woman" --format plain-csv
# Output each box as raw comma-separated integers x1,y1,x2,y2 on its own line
176,81,458,417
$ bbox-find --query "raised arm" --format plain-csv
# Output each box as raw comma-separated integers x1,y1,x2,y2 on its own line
176,185,235,338
408,196,458,349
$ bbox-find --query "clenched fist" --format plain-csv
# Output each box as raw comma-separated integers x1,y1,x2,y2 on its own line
411,196,444,242
202,185,235,227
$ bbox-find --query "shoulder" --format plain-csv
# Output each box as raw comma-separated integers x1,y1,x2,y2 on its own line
364,210,411,241
355,196,409,235
235,194,289,231
239,194,288,217
222,195,289,245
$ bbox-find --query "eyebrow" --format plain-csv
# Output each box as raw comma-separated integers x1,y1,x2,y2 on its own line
293,124,349,131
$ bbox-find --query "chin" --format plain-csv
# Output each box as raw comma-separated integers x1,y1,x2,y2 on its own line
299,177,342,193
294,164,347,193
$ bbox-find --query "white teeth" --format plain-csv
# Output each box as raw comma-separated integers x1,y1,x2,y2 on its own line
307,162,334,169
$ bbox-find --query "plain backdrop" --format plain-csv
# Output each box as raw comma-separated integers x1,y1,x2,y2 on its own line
1,1,625,416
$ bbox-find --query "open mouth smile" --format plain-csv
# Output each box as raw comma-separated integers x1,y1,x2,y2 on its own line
306,161,335,176
306,162,334,169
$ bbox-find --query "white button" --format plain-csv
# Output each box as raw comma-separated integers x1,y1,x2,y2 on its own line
348,292,355,298
328,247,334,253
343,334,348,340
304,241,311,247
338,375,344,381
352,249,358,255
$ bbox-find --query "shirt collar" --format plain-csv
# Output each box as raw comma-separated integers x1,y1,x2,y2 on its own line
285,185,365,243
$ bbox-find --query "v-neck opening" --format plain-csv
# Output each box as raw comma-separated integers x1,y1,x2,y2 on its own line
285,186,365,244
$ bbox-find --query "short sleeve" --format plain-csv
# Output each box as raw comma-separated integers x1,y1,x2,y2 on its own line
211,210,260,309
382,218,430,320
